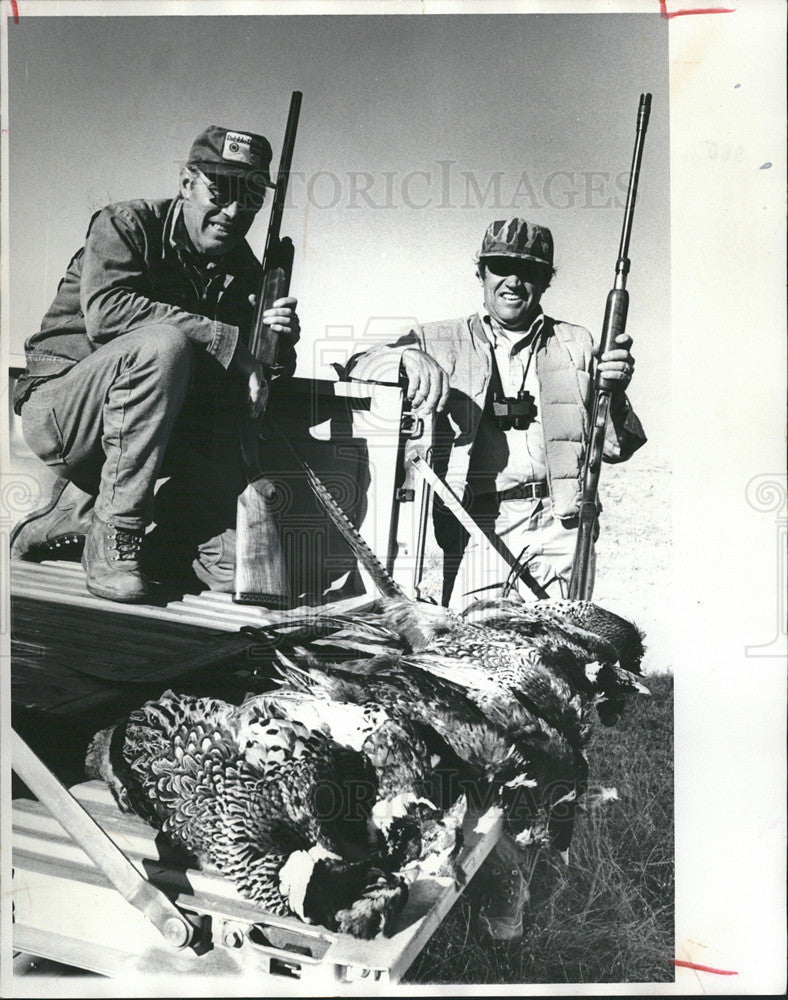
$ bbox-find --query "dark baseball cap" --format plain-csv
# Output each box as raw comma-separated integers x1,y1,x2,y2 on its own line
187,125,275,188
479,219,554,270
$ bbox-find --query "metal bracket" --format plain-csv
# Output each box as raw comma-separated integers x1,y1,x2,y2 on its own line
395,488,415,503
408,454,548,599
400,413,424,440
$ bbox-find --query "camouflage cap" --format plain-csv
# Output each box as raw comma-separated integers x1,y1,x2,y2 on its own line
187,125,275,188
479,219,554,269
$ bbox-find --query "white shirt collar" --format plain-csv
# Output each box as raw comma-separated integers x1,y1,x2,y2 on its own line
478,306,545,355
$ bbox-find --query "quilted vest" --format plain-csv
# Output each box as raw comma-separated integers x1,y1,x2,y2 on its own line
417,313,593,519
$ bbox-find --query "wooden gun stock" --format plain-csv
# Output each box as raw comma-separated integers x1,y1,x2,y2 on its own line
569,93,651,601
234,476,290,607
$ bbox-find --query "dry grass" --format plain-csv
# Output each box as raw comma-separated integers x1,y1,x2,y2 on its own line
405,672,674,985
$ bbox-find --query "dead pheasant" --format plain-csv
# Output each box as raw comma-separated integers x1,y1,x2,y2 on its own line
253,428,650,850
276,432,646,716
460,597,649,725
85,690,411,938
236,689,468,885
266,647,583,851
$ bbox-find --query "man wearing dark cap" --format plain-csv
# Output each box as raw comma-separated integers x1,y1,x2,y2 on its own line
348,217,645,609
10,126,300,602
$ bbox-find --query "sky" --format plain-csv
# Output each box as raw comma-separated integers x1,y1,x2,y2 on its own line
6,12,671,457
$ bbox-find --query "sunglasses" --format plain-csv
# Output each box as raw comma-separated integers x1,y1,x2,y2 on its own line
483,257,548,283
196,170,267,212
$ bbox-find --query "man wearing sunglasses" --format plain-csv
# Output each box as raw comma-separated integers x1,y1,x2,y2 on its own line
11,126,300,602
348,217,645,610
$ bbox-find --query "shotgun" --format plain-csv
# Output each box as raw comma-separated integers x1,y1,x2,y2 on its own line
233,91,302,607
248,90,302,369
568,93,651,601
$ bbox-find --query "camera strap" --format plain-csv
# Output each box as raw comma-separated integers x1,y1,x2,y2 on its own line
483,317,542,396
487,340,506,400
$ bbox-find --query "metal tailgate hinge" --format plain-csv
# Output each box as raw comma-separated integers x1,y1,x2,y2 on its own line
11,729,206,952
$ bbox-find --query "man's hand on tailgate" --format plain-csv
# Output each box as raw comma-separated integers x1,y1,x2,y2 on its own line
401,348,450,416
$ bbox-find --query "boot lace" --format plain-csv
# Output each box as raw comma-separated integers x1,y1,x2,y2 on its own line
481,864,527,915
110,527,144,561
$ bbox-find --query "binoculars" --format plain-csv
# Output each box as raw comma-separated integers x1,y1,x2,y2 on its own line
491,389,538,431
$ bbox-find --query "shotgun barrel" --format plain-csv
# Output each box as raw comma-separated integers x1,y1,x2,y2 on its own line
568,93,651,601
248,90,302,368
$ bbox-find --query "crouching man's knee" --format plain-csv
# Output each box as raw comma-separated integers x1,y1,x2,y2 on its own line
125,325,194,379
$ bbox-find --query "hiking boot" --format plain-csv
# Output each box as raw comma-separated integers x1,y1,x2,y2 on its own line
10,477,94,562
477,860,530,941
82,516,151,603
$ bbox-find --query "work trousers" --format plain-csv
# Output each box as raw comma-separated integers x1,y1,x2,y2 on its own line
20,325,244,583
440,494,595,611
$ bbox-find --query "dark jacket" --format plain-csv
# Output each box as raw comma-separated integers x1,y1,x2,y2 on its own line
13,197,293,412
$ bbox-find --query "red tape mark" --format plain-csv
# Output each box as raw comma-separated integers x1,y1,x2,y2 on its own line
674,960,739,976
10,0,20,23
659,1,735,15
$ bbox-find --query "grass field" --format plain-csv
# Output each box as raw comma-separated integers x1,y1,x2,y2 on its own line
405,672,674,986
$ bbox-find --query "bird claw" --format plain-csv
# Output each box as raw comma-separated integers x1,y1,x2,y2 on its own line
333,878,408,939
